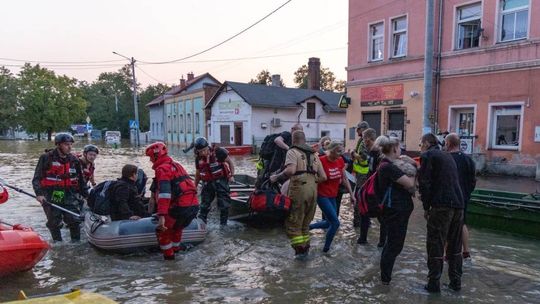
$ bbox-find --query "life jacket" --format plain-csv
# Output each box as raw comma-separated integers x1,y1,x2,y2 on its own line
168,160,198,207
290,144,316,176
40,150,80,189
196,148,230,182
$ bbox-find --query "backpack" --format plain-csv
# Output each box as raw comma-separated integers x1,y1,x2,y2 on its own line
355,160,392,218
87,180,116,215
259,133,281,160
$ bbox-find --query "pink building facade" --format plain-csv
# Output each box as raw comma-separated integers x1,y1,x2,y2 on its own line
347,0,540,177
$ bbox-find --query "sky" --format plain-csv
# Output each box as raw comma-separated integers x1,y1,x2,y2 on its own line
0,0,348,88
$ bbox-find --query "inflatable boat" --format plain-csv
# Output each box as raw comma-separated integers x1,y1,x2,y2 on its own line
84,213,206,253
0,222,49,277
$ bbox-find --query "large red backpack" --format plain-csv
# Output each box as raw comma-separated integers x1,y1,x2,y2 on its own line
249,181,291,213
356,159,392,218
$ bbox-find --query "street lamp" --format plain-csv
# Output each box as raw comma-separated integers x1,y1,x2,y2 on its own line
112,51,140,147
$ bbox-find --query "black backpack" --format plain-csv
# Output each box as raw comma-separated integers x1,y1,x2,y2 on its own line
88,180,116,215
259,133,280,160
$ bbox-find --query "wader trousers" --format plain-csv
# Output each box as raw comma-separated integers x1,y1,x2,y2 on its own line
285,174,317,254
199,178,230,225
42,191,81,242
426,207,464,291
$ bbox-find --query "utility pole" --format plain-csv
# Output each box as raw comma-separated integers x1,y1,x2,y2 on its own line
423,0,435,135
113,51,140,147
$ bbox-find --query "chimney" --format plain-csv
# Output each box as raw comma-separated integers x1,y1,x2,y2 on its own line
307,57,321,90
271,74,281,87
187,72,194,81
180,76,186,89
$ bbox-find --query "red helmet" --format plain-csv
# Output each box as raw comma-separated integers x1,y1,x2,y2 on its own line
145,142,168,162
0,185,9,204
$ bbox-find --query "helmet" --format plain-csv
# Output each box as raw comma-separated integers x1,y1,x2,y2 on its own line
145,142,168,162
0,185,8,204
215,147,229,162
54,133,75,145
194,137,209,150
83,144,99,154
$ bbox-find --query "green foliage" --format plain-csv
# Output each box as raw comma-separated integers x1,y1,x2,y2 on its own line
293,64,345,92
17,64,87,140
0,67,20,131
249,69,285,86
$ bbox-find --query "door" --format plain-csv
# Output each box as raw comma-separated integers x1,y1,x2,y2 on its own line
234,122,243,146
220,125,230,145
387,110,405,141
362,112,382,136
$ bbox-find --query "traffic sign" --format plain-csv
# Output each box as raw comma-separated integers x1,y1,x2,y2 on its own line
129,120,139,129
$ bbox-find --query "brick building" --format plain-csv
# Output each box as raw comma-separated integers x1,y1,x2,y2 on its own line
347,0,540,177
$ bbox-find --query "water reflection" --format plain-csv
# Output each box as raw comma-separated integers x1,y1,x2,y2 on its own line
0,140,539,303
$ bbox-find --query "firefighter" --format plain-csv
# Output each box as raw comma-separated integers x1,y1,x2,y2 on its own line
193,137,235,226
270,131,326,258
32,133,87,242
79,144,99,187
145,142,199,260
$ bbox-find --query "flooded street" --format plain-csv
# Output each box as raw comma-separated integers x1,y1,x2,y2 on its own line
1,140,539,303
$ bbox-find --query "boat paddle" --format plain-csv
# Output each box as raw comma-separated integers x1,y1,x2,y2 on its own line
0,178,83,220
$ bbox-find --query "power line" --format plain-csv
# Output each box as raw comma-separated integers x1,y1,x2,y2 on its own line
135,65,166,84
0,57,125,64
138,0,293,65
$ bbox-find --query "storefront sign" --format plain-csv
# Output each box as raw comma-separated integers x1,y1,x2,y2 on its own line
218,100,243,115
535,126,540,142
361,84,404,107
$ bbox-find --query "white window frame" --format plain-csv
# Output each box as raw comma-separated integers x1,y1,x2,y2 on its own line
447,104,477,136
497,0,530,42
368,20,385,62
454,2,483,50
486,101,524,150
390,15,407,58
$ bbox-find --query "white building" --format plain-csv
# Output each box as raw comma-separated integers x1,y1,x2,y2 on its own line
205,81,347,147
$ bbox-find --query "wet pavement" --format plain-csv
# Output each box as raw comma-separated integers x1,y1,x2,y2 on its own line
0,140,539,303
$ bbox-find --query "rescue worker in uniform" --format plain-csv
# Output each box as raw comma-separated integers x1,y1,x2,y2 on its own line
146,142,200,260
79,144,99,187
32,133,87,242
193,137,235,225
270,130,326,258
350,121,370,227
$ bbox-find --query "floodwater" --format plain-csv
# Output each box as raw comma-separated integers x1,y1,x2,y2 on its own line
0,140,539,303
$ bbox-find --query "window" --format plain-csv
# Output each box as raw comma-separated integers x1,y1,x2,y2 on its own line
161,122,163,135
179,114,184,133
500,0,529,42
307,102,316,119
195,113,200,134
321,130,330,137
456,3,481,49
187,113,192,133
490,104,523,149
369,22,384,61
391,16,407,57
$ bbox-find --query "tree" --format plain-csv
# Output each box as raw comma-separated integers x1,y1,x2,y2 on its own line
18,64,87,141
0,67,20,133
249,69,285,86
293,64,345,92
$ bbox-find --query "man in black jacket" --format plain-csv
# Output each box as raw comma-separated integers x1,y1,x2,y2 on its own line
445,133,476,261
109,164,148,221
418,133,464,293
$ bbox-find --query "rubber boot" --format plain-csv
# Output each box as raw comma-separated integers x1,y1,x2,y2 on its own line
220,209,229,226
198,208,209,223
424,280,441,293
49,228,63,242
69,227,81,242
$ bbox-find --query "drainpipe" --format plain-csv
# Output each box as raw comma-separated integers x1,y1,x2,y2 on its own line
434,0,444,133
423,0,435,134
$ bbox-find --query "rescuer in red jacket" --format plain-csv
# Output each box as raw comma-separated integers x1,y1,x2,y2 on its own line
145,142,199,260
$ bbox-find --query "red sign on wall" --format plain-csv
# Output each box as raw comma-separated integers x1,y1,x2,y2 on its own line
361,84,404,107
